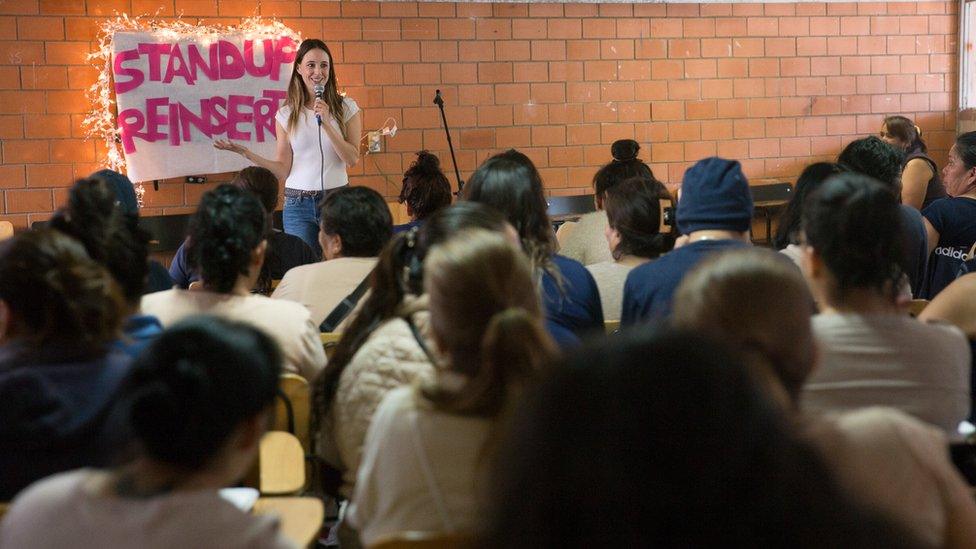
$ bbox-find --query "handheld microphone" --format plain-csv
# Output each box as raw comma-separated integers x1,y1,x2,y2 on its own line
313,83,325,126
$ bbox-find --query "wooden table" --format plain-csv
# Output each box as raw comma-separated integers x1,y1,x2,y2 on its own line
253,497,324,548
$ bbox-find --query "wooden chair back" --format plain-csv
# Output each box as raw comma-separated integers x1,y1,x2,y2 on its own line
320,332,342,359
908,299,930,317
275,373,311,451
0,221,13,241
259,431,306,496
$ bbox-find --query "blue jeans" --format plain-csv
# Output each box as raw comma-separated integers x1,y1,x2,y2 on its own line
283,194,323,258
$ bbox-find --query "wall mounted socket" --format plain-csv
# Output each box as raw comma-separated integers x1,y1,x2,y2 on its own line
186,176,206,184
367,131,382,153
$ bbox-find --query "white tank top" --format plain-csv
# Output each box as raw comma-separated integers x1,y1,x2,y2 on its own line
275,96,360,191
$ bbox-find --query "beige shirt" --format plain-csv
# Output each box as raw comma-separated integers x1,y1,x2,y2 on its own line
806,407,976,547
587,258,647,321
804,313,971,433
0,469,295,549
141,289,326,382
349,386,489,546
555,211,612,266
271,257,377,328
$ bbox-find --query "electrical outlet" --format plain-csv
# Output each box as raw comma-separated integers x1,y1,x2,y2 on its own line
368,131,382,153
186,176,206,184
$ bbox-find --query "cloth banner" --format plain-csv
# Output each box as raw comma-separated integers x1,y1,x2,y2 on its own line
111,31,298,182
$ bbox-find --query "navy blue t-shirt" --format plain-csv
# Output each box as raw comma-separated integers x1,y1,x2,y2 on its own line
542,255,604,349
899,204,928,298
622,239,749,325
921,197,976,299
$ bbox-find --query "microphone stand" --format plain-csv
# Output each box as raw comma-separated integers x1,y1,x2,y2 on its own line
433,90,464,195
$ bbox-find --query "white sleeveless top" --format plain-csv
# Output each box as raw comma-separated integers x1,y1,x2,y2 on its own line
275,96,360,191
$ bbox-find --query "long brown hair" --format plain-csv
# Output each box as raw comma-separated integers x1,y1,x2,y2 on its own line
285,39,345,138
422,229,556,417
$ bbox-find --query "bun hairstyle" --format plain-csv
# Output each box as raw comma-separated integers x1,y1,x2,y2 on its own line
604,176,675,261
882,115,927,154
398,150,453,221
186,185,267,294
0,229,123,355
802,172,904,302
594,140,656,201
611,139,640,162
123,317,282,470
771,162,846,250
49,177,151,307
423,229,556,417
311,202,509,434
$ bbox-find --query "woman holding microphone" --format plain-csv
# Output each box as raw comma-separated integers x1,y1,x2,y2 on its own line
215,39,362,257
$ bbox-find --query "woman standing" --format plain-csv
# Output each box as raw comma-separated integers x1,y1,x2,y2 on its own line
879,115,945,210
215,39,362,257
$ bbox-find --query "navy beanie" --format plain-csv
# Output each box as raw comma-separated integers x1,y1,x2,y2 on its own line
677,157,753,235
91,169,139,216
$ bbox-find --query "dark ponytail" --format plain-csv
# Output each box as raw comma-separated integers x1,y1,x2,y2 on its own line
124,317,281,470
802,173,904,302
49,177,151,306
594,140,655,201
772,162,846,250
883,115,927,154
399,150,453,220
186,185,267,294
0,229,123,356
604,176,675,260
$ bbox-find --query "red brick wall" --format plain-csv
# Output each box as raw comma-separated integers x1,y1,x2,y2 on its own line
0,0,958,229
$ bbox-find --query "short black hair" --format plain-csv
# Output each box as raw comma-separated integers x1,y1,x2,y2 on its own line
772,162,846,250
320,186,393,257
837,136,905,193
956,131,976,169
231,166,279,213
802,172,904,301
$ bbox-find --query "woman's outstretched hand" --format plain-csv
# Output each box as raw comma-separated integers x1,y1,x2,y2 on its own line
213,139,249,157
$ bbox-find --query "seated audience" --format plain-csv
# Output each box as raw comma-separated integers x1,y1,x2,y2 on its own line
484,329,922,548
673,247,976,547
142,185,325,381
586,176,674,320
919,272,976,420
49,177,161,357
0,317,292,548
557,139,656,266
0,229,129,500
772,162,846,267
463,149,604,347
880,115,945,210
622,157,753,324
272,186,392,329
313,202,511,501
394,150,453,233
920,131,976,299
170,166,317,294
350,229,557,546
798,173,969,431
837,136,928,296
91,169,173,293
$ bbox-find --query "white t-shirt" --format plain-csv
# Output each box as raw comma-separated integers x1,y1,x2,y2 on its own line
803,313,971,432
275,96,360,191
0,469,295,549
349,386,489,546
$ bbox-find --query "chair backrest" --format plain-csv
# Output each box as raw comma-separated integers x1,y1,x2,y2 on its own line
546,194,596,221
0,221,13,241
368,531,475,549
0,501,9,522
750,182,793,205
908,299,930,317
275,373,311,451
137,213,194,253
388,201,410,226
604,319,621,334
259,431,306,496
320,332,342,359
